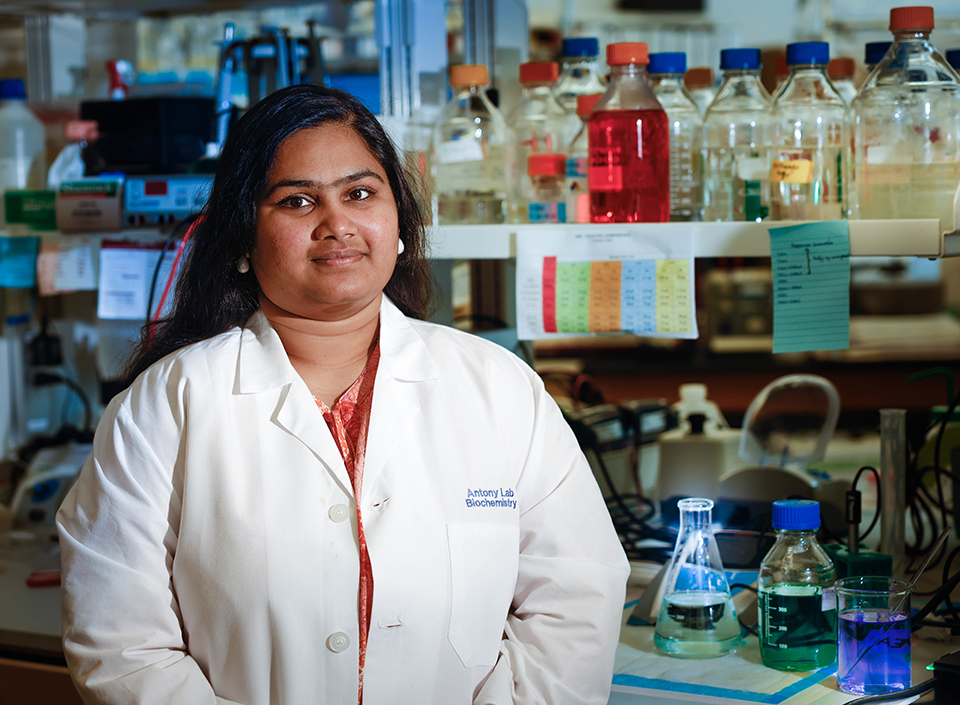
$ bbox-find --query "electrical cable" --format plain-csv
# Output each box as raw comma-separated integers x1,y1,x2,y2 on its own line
144,215,200,329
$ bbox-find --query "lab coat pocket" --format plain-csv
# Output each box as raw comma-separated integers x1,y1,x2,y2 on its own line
447,522,519,668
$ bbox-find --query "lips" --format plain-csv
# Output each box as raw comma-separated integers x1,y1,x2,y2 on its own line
312,249,365,264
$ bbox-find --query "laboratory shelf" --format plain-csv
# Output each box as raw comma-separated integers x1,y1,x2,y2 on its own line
427,220,959,260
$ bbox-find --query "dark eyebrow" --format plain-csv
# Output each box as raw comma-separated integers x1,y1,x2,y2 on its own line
262,170,385,199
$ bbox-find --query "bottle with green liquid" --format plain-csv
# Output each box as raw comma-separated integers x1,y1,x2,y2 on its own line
758,499,837,671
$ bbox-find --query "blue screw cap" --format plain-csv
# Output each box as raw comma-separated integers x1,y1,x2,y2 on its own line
649,52,687,75
0,78,26,99
562,37,600,58
865,41,892,66
772,499,821,530
720,48,761,71
787,41,830,66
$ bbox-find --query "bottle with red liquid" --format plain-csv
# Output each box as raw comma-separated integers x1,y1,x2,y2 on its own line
588,42,669,223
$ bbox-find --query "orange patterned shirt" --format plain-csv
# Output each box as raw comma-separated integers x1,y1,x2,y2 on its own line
314,340,380,703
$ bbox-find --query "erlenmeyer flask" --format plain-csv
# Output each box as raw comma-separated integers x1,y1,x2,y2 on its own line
654,498,742,657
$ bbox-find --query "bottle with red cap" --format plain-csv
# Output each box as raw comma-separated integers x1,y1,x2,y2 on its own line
526,153,567,223
827,57,858,104
566,92,602,223
852,5,960,224
432,64,514,224
588,42,669,223
507,61,568,222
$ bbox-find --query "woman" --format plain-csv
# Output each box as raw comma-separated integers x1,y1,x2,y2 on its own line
57,83,629,705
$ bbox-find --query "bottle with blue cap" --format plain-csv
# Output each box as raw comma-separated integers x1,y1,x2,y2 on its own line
553,37,608,149
758,499,837,671
649,52,702,222
0,78,46,226
701,48,773,222
864,41,892,74
771,41,848,220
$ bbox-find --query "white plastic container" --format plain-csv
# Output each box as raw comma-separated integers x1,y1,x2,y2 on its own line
0,78,46,226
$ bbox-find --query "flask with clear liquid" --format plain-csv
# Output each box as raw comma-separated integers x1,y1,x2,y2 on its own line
650,52,702,221
654,498,743,658
771,41,848,221
588,41,669,223
758,500,837,671
701,48,773,222
432,64,514,224
852,6,960,225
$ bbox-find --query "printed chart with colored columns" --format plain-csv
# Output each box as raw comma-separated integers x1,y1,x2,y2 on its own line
516,228,698,341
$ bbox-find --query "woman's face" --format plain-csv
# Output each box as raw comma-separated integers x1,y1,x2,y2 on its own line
252,122,399,322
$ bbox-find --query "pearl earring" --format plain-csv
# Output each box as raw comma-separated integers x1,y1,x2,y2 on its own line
397,238,405,255
237,256,250,274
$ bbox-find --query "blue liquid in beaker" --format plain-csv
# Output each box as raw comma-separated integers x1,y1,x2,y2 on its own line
838,608,910,695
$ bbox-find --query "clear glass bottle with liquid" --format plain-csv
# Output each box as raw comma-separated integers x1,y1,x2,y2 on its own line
852,6,960,224
508,61,568,222
758,500,837,671
554,36,608,112
566,92,602,224
432,64,514,224
828,57,859,105
702,48,773,222
526,153,567,223
654,498,742,658
0,78,46,226
650,52,702,221
588,42,669,223
771,41,848,220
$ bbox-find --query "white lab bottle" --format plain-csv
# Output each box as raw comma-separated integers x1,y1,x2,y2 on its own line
565,92,602,224
0,78,46,226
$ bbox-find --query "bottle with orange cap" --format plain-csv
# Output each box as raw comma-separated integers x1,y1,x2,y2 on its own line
507,61,568,222
851,5,960,223
526,153,567,223
566,92,602,224
432,63,514,225
683,67,716,114
827,57,858,104
588,41,669,223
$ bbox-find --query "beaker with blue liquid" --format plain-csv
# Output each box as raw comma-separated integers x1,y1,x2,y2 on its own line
654,498,743,657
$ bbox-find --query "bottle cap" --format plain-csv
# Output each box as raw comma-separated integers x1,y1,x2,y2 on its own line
527,153,566,176
519,61,559,84
828,57,856,79
719,48,761,71
607,42,649,67
890,6,934,31
787,41,830,66
684,66,714,88
562,37,600,58
576,92,602,116
772,499,821,530
64,120,99,143
449,64,489,87
0,78,27,99
648,52,687,75
948,49,960,69
865,41,892,66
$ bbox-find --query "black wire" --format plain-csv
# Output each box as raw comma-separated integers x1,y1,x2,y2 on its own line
851,465,881,543
728,582,758,636
838,678,936,704
144,215,198,327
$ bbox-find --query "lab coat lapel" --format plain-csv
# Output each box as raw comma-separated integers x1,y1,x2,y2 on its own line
236,311,353,496
361,299,439,496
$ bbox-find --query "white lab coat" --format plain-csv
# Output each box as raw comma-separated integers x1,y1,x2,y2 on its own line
57,297,629,705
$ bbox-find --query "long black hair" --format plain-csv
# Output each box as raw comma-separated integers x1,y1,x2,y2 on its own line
123,83,436,384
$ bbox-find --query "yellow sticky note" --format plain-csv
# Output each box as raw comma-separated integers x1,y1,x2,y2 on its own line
770,159,813,184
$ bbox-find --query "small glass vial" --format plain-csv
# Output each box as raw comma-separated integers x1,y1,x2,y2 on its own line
654,498,742,658
566,92,602,224
758,499,837,672
526,153,567,223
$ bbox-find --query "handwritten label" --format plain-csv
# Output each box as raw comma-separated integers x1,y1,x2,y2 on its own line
769,221,850,354
770,159,813,184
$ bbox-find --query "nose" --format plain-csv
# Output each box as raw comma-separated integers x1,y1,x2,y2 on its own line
314,201,358,240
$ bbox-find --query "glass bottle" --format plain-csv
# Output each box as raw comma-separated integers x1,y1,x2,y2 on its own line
758,500,837,672
432,63,514,224
865,41,892,74
588,42,669,223
684,66,716,115
702,48,773,222
554,37,608,151
0,78,46,226
654,498,742,658
828,57,858,105
650,52,702,222
508,61,568,222
852,6,960,224
526,153,567,223
771,41,848,221
566,92,602,224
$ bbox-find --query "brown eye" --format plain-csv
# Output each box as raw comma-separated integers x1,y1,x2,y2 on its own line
348,187,373,201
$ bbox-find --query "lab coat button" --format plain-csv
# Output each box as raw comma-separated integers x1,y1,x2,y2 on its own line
326,632,350,653
328,504,350,523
